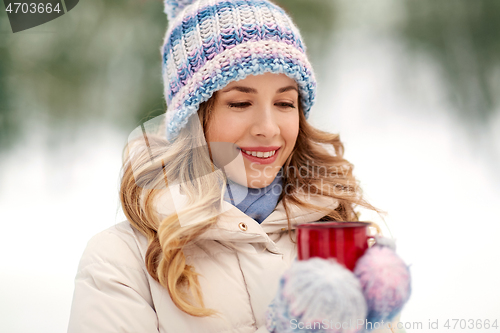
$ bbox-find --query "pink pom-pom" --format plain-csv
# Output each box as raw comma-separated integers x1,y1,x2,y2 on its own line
354,241,411,325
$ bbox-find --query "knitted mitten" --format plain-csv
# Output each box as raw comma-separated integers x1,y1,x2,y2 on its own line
266,258,367,333
265,237,411,333
354,236,411,328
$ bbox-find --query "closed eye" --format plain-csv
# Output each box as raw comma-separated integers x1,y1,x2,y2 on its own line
276,102,296,108
228,102,251,108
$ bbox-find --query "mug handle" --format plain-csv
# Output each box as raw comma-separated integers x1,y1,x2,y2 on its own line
366,221,382,247
367,235,376,247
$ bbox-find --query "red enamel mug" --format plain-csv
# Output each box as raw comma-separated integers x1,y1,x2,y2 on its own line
296,221,375,271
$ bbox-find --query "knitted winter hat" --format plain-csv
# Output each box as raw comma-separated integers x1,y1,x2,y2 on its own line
162,0,317,141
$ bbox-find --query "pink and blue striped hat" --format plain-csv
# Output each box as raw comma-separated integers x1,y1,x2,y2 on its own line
162,0,317,141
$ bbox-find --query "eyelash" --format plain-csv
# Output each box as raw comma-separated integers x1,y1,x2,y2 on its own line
228,102,296,109
228,102,250,109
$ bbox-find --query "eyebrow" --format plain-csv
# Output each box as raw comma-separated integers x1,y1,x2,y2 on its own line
277,85,299,94
220,85,299,94
221,86,257,94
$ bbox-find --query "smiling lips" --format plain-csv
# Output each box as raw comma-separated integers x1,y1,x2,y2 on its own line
239,146,281,161
241,149,277,158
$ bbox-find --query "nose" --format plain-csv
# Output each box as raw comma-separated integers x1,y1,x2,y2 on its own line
249,106,280,138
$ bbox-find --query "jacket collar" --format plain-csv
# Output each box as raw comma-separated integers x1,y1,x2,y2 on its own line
196,193,338,249
153,188,338,250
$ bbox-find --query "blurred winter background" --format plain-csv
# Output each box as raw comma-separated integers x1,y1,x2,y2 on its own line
1,0,499,332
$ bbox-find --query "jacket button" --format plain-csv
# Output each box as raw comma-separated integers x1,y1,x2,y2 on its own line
238,222,247,231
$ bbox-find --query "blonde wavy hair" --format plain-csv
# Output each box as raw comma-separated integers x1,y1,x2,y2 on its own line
119,93,379,317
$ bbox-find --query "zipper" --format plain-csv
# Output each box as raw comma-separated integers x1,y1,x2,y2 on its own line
235,252,258,330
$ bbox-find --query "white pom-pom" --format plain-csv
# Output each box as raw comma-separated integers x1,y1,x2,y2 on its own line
267,258,367,333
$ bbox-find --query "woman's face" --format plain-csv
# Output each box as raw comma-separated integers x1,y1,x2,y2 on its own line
205,72,300,188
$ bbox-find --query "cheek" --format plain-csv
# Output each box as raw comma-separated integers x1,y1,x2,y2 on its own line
205,122,217,143
207,113,245,143
284,114,300,144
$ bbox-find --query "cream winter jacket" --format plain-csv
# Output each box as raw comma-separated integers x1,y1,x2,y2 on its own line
68,194,401,333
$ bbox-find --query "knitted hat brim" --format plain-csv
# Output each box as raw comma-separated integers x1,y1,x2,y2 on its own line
165,39,316,141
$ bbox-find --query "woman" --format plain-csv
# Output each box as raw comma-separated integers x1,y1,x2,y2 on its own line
68,0,404,332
